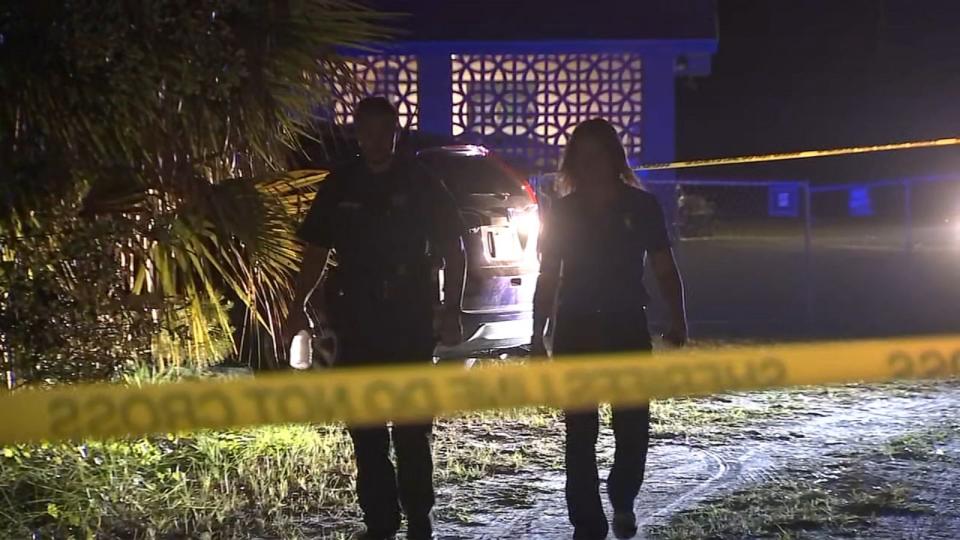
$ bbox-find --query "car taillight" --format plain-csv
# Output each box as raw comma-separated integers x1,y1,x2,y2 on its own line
522,181,538,204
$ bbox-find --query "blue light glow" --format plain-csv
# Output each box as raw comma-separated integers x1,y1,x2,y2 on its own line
768,184,800,217
848,187,874,217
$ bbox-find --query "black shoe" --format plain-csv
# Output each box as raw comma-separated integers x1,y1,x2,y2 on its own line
407,514,435,540
612,511,638,539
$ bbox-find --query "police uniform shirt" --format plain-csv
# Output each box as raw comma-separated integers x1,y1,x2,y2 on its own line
296,156,463,334
540,182,671,316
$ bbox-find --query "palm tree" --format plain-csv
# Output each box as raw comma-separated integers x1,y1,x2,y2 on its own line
0,0,390,382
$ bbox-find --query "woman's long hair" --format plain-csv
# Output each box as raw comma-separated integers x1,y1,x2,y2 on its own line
556,118,641,197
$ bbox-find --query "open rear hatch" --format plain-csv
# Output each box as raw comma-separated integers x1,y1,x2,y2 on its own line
418,148,539,313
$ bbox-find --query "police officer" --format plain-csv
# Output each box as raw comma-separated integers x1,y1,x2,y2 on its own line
532,119,688,540
284,97,465,540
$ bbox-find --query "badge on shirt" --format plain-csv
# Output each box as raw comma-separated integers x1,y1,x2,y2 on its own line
623,213,635,231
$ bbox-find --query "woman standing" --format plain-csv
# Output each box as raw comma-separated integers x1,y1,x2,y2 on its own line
532,119,688,540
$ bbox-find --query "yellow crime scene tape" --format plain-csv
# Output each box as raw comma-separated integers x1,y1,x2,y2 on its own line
637,136,960,170
2,335,959,446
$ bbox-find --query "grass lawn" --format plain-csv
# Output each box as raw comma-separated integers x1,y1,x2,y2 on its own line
3,375,952,538
0,382,834,539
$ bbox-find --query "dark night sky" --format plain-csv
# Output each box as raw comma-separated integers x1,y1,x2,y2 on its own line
676,0,960,183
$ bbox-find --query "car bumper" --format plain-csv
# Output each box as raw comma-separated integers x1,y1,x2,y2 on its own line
434,310,533,359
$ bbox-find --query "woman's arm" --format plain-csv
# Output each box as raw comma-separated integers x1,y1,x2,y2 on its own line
649,248,687,346
532,252,560,356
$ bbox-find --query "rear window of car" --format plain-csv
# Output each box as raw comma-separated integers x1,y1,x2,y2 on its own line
419,155,527,199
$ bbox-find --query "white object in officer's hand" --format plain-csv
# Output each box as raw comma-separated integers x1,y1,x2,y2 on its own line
289,329,313,370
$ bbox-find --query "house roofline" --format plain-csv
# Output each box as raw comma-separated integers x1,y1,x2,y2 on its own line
342,39,718,57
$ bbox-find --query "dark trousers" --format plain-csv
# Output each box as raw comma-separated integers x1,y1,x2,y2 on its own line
349,422,434,535
333,307,437,536
554,309,653,539
565,407,650,538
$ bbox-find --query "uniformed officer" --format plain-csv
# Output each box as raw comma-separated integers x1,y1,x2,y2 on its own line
283,97,465,540
532,119,688,540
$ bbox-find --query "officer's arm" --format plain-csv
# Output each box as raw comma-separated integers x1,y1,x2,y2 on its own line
283,245,330,343
422,168,467,315
434,186,466,314
291,245,330,317
284,174,338,342
441,237,466,314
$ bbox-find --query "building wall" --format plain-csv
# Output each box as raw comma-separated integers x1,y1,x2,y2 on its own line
448,52,644,171
331,44,698,174
332,55,421,130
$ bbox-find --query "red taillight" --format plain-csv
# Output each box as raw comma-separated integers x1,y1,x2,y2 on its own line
522,180,538,204
488,151,537,204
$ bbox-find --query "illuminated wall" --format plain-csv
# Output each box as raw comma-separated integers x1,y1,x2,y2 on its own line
451,53,643,169
332,55,420,130
331,50,656,171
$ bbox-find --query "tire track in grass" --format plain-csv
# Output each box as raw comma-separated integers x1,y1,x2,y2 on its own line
438,385,959,539
301,384,959,539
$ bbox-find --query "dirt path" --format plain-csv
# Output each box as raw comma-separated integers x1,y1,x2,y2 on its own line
435,383,960,539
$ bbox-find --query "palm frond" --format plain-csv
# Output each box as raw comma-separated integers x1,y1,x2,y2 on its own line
1,1,386,372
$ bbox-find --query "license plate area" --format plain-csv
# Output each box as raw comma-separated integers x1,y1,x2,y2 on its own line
484,226,521,260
